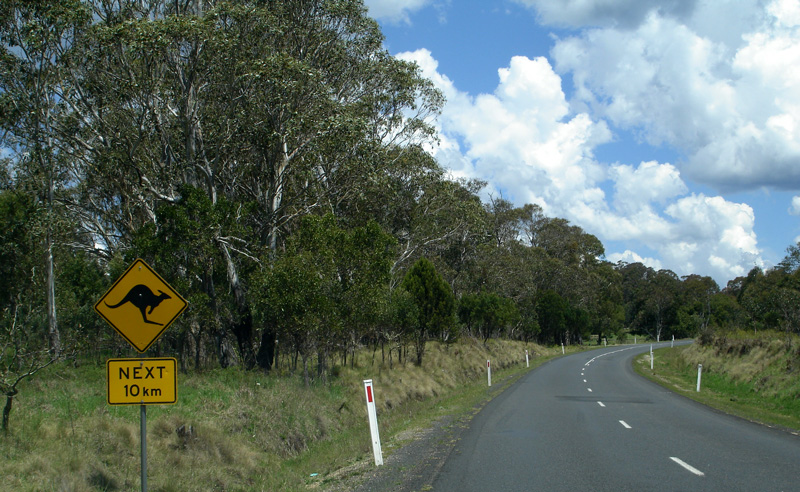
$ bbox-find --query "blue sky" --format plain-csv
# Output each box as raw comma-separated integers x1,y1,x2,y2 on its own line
365,0,800,287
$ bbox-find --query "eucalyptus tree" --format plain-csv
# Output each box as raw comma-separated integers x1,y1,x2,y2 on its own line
634,269,680,341
0,189,60,432
0,0,93,356
60,1,264,366
590,261,624,342
676,274,719,338
252,214,395,382
520,203,547,247
386,149,486,287
737,264,800,334
485,197,523,248
31,0,443,368
128,184,249,368
618,261,654,336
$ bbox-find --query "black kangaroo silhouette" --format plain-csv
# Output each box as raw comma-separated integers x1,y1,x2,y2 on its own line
105,284,171,326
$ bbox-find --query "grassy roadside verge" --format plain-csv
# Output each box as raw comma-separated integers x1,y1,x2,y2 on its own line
0,339,594,491
293,340,601,490
633,341,800,434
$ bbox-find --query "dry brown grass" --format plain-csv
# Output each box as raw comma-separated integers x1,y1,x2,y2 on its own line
337,338,543,413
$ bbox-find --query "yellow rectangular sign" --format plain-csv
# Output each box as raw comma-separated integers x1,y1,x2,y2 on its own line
107,358,177,405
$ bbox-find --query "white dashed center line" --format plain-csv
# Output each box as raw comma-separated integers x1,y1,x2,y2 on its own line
670,457,705,477
587,388,592,392
619,420,631,429
597,401,605,407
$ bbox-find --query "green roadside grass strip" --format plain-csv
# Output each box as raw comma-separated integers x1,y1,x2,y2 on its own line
634,346,800,433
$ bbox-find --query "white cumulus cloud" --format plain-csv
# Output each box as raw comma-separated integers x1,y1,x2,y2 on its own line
364,0,436,23
789,196,800,216
549,0,800,192
514,0,698,28
397,48,764,284
607,250,663,271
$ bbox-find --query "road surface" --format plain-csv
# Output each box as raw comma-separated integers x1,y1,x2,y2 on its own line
432,343,800,491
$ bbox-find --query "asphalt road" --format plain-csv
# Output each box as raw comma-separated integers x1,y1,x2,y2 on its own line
431,343,800,491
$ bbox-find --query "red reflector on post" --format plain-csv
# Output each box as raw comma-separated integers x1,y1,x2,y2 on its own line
367,385,373,403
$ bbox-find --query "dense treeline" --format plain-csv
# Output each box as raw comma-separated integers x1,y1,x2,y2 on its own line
2,0,799,399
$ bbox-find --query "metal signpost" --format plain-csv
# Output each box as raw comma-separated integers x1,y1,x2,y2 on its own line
95,259,187,492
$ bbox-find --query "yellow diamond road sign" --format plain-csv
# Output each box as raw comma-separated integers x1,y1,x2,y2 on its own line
95,259,187,353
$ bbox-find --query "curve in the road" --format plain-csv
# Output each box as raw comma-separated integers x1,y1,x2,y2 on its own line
432,343,800,492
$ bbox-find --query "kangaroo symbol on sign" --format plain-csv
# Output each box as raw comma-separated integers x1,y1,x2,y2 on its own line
105,284,171,326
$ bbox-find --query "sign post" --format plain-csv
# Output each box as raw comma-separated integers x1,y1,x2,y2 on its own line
363,379,383,466
96,259,186,492
141,405,147,491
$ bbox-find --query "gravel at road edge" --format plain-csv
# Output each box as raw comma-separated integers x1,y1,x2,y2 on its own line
316,379,514,492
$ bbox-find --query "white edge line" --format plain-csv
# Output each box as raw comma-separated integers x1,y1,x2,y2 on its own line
670,457,705,477
585,346,639,367
619,420,631,429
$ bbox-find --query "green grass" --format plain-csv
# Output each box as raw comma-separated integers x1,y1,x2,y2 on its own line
634,335,800,433
1,338,578,491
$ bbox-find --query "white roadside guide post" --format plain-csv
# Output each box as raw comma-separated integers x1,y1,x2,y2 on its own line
672,335,675,348
561,343,565,355
525,350,529,368
487,360,492,387
363,379,383,466
696,364,703,392
650,344,654,370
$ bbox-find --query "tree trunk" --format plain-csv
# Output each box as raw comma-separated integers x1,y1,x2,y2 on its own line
415,333,425,366
43,111,60,358
256,327,276,371
219,241,255,369
317,347,327,385
2,393,15,433
45,232,60,357
216,330,239,369
302,353,310,387
267,139,290,251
